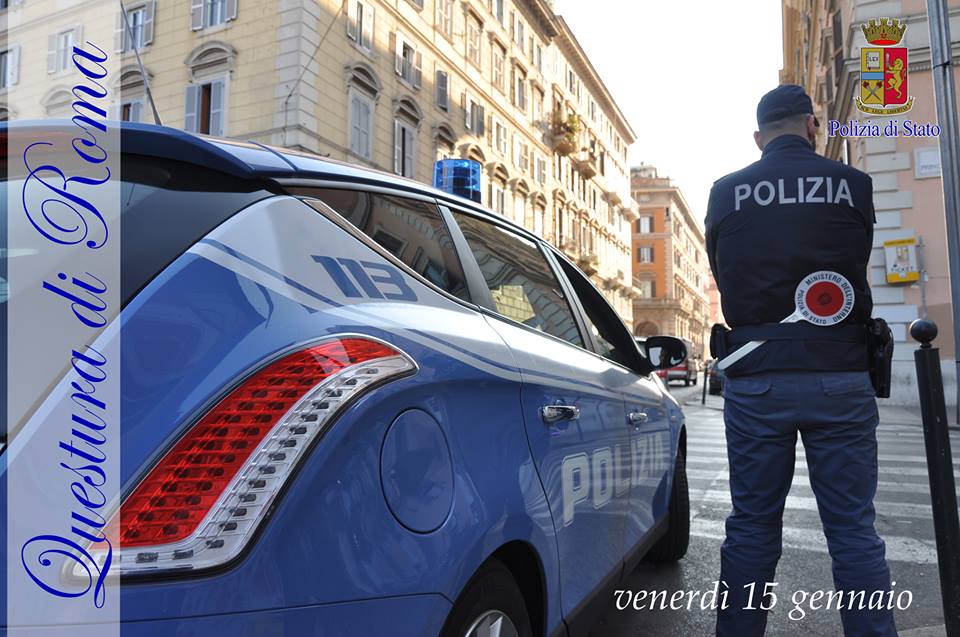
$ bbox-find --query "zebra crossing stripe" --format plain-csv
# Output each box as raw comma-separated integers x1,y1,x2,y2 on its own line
689,517,939,564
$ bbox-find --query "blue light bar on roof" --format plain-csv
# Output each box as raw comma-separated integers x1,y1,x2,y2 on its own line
433,159,482,203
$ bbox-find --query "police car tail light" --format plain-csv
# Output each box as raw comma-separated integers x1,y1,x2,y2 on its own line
90,336,415,576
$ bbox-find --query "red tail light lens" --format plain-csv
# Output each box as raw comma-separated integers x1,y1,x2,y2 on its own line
86,336,415,576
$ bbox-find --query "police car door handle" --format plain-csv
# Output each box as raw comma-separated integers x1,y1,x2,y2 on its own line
628,411,649,426
541,405,580,424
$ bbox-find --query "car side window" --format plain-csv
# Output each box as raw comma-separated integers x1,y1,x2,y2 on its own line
555,253,639,369
295,188,470,301
453,212,584,348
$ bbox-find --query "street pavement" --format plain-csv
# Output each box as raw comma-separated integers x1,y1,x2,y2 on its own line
589,383,956,637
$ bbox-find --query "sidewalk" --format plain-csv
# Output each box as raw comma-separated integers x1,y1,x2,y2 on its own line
684,392,946,428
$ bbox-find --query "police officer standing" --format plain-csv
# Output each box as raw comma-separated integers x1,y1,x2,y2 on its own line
706,85,897,637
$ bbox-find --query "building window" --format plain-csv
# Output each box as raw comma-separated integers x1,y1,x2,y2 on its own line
493,118,507,155
437,0,453,38
347,0,375,52
395,33,422,88
535,155,547,185
510,12,524,48
514,137,529,173
466,14,482,68
464,93,485,135
0,47,18,89
492,0,504,24
435,124,456,160
185,78,225,136
435,69,449,111
345,65,381,160
119,3,155,52
637,246,653,263
395,120,417,178
348,90,374,159
490,181,506,214
121,99,143,122
393,98,421,179
48,28,78,74
492,44,505,92
532,87,544,124
533,42,543,72
637,216,652,233
512,67,527,110
638,280,655,298
190,0,237,30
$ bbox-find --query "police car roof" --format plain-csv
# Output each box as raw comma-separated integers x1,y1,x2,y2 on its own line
2,121,535,242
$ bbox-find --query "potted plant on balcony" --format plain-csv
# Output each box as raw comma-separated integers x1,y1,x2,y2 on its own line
550,111,580,156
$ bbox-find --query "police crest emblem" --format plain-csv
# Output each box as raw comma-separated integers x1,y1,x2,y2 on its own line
856,18,914,115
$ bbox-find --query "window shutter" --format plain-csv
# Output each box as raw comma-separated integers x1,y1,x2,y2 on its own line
436,70,448,110
115,11,125,52
131,101,142,123
209,80,225,136
463,94,470,129
46,34,56,73
403,128,415,178
394,120,402,174
190,0,204,30
360,99,371,157
7,46,19,86
349,94,359,152
143,1,156,45
413,51,422,88
393,33,403,76
184,84,199,132
226,0,238,21
361,3,374,49
346,0,358,41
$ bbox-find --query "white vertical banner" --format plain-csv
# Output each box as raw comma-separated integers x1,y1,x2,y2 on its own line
4,0,121,635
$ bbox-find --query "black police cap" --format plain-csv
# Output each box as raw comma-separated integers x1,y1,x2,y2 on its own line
757,85,819,126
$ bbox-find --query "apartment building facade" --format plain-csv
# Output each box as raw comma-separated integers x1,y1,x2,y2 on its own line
630,164,711,359
0,0,639,321
780,0,958,405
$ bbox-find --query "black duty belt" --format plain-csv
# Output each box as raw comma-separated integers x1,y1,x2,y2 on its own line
727,322,867,346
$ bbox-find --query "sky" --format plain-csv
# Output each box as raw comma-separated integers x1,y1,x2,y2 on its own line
554,0,785,222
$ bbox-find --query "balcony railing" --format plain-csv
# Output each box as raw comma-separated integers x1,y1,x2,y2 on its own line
571,150,598,179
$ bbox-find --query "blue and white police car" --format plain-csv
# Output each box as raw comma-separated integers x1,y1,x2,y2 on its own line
2,123,689,636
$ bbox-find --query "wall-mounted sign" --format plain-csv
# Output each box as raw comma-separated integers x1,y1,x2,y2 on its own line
883,237,920,283
915,147,942,179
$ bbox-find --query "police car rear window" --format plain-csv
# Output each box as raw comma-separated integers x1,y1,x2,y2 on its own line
294,188,470,302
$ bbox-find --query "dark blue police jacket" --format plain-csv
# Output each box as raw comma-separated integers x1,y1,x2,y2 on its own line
705,134,875,376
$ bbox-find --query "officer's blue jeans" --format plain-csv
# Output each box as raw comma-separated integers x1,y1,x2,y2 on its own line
715,370,897,637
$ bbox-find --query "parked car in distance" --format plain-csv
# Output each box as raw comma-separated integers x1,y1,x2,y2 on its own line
707,359,725,395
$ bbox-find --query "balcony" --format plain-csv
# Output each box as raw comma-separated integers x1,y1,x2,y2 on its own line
571,150,598,179
603,188,622,207
577,251,599,275
550,111,580,157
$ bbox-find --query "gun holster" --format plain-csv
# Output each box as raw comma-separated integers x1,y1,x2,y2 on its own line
710,323,731,360
866,317,894,398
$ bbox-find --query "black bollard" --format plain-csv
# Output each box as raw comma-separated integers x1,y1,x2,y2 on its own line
702,362,709,405
910,319,960,636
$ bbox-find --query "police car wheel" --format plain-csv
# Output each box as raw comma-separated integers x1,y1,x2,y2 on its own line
440,558,533,637
644,450,690,563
